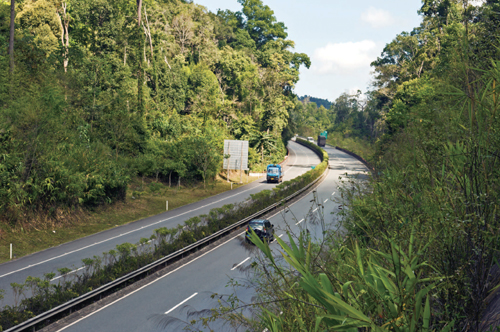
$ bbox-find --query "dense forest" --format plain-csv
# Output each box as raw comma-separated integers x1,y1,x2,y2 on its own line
0,0,310,223
214,1,500,331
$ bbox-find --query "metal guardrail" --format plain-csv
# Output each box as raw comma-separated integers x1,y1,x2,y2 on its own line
5,151,329,332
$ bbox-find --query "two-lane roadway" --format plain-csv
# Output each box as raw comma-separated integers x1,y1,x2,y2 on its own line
0,141,320,307
46,145,368,332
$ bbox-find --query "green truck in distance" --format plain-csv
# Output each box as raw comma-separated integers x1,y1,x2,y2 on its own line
317,131,327,147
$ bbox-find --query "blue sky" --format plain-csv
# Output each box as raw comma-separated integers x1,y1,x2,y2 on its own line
194,0,423,102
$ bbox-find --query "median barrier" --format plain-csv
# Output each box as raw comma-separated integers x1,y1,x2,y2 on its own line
334,146,375,172
2,143,329,332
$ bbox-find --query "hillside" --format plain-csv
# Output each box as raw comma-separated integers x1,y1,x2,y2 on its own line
298,95,332,109
0,0,310,225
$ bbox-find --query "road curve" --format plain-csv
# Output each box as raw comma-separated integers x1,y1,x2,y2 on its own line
0,141,320,307
46,145,368,332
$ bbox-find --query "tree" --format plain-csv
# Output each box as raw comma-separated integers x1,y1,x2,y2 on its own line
57,1,71,73
237,0,287,48
250,131,278,162
185,125,223,189
9,0,14,74
16,0,62,55
172,12,194,56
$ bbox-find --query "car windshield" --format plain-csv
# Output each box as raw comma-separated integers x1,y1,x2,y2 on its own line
268,168,279,174
249,220,264,227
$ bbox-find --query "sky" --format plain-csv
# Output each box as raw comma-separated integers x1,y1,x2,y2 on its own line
193,0,424,102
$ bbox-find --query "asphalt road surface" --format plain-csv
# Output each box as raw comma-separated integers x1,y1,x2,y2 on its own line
0,141,320,307
48,145,368,332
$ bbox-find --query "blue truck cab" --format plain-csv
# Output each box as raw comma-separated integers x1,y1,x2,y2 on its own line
266,164,283,183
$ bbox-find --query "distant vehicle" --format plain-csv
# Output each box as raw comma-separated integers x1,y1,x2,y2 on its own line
246,219,275,243
266,164,283,183
317,131,327,147
317,135,326,147
307,137,315,143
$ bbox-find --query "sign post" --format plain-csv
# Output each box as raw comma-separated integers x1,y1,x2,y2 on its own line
226,141,231,182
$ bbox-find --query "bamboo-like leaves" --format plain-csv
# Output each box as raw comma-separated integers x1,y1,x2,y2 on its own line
252,228,453,332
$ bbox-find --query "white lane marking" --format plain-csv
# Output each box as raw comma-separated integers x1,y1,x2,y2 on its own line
278,234,284,238
2,143,310,280
295,219,304,225
231,257,250,271
51,266,85,281
313,208,318,212
164,292,198,314
324,199,328,203
55,229,248,331
332,191,336,196
0,184,265,279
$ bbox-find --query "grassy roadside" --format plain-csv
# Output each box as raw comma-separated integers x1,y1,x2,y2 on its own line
0,172,261,264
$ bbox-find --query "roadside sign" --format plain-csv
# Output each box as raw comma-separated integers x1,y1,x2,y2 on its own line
223,140,249,170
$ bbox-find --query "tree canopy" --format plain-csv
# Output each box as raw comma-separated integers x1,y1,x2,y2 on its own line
0,0,310,222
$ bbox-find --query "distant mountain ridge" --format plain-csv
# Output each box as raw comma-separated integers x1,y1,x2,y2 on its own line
298,95,332,110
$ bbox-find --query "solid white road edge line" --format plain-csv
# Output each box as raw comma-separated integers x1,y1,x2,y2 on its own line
164,292,198,315
231,257,250,271
55,229,248,331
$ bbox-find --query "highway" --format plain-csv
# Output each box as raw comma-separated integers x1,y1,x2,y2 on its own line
45,145,368,332
0,141,320,307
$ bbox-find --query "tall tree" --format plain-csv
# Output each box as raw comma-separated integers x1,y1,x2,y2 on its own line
9,0,14,74
57,1,70,73
137,0,142,26
237,0,287,48
137,0,144,113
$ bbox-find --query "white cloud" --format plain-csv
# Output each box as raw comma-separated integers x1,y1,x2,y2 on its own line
311,40,378,75
470,0,486,6
360,7,395,28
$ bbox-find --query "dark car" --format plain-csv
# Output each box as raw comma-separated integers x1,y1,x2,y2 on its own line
245,219,275,243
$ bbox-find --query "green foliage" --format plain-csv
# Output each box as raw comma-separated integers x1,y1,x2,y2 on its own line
0,0,309,223
17,0,62,55
203,3,500,331
0,148,327,330
248,229,453,332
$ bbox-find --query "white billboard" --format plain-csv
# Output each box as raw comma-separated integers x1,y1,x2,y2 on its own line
223,140,249,171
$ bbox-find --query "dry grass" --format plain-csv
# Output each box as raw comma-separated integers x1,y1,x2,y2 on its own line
0,171,260,264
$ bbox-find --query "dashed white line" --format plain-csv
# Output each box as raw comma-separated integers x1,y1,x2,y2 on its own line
295,218,304,225
231,257,250,271
324,199,328,203
278,234,284,238
165,292,198,314
55,229,248,331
